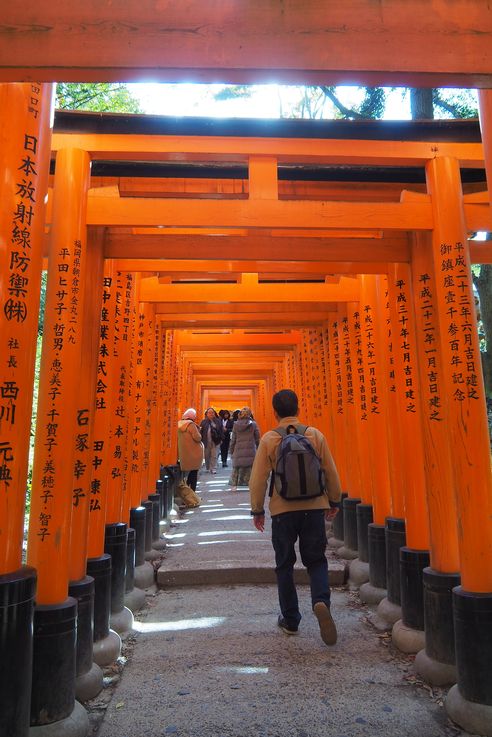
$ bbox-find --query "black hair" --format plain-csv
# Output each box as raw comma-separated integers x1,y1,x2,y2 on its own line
272,389,298,418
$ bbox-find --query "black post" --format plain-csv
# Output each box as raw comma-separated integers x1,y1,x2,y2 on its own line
423,568,461,666
125,528,136,593
130,506,146,567
68,576,95,684
342,497,361,551
86,554,112,643
0,566,36,737
148,493,161,543
368,523,387,589
104,523,127,614
400,547,430,630
141,500,154,553
385,517,406,606
356,504,373,563
155,478,164,519
30,598,77,727
331,491,348,541
452,587,492,705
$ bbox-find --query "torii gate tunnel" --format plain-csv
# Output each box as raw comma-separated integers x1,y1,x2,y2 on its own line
1,3,492,736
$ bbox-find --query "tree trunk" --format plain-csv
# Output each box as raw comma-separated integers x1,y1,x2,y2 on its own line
410,88,434,119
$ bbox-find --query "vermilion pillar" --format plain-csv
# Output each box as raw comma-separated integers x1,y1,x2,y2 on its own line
337,306,362,560
346,302,374,589
326,316,348,493
426,156,492,731
359,275,392,524
0,82,54,737
358,275,393,606
27,147,91,731
411,232,461,686
387,263,431,650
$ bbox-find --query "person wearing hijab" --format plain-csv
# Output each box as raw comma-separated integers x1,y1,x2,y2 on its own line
177,408,204,491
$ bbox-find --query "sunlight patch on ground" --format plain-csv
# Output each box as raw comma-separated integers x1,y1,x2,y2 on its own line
133,616,226,633
198,530,257,537
200,508,246,513
216,666,269,674
197,539,266,545
166,543,185,547
209,515,251,521
165,532,187,539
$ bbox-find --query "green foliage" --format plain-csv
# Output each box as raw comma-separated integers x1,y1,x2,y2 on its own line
56,83,142,113
432,89,478,119
38,270,47,335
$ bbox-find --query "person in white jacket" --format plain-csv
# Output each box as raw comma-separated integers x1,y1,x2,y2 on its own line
177,408,204,491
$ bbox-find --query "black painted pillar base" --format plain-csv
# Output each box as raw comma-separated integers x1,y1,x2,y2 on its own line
400,547,430,630
148,493,165,549
338,497,361,559
359,523,387,607
445,588,492,736
124,528,146,614
155,478,164,518
87,554,121,667
105,522,133,635
130,506,156,589
392,547,430,655
104,523,127,614
68,575,103,702
356,504,373,564
385,517,406,606
0,566,36,737
130,507,146,567
125,528,136,594
414,567,460,687
159,472,170,521
328,491,347,546
30,598,78,726
348,504,374,590
142,500,160,561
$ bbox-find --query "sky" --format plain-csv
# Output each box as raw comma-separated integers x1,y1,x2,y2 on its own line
128,83,415,119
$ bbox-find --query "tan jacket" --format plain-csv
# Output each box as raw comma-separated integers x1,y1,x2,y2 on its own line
249,416,342,516
177,419,204,472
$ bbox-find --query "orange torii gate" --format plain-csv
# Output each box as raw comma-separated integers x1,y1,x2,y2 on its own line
1,87,492,737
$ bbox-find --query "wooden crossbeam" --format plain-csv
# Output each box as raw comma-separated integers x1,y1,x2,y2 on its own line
50,134,485,167
3,2,492,86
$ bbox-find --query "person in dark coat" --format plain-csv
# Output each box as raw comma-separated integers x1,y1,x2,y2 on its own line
200,407,223,474
229,407,260,490
219,410,234,468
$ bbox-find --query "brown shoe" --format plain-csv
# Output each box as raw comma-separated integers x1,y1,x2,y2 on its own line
313,602,337,645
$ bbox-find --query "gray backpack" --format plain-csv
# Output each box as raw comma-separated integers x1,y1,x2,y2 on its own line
269,424,325,501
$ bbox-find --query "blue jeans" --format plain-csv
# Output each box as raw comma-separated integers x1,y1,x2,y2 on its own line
271,509,330,628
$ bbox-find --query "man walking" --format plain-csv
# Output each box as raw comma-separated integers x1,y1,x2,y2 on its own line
249,389,342,645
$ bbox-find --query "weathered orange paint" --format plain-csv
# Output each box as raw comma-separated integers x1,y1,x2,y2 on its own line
27,148,91,605
359,275,392,524
426,156,492,592
0,82,54,574
387,265,430,551
69,228,105,579
411,233,460,574
347,302,373,505
86,262,117,559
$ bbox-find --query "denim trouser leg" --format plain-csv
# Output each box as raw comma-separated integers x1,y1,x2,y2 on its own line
299,511,331,609
272,513,300,626
272,510,331,627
